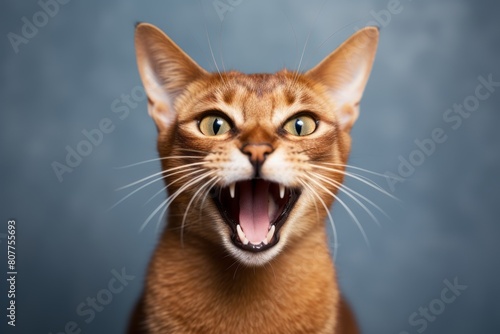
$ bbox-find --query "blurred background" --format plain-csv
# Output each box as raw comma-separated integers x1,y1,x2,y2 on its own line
1,0,499,333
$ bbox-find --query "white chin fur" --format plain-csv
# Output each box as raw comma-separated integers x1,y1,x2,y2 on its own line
222,233,286,266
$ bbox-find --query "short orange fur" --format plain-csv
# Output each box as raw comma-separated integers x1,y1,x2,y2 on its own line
129,23,379,334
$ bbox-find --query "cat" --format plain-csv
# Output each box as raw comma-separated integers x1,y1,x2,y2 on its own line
128,22,379,334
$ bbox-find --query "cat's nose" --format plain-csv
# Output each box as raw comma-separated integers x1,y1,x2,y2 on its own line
242,143,273,174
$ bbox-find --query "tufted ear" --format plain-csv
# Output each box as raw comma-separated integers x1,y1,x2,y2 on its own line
306,27,379,132
135,23,207,132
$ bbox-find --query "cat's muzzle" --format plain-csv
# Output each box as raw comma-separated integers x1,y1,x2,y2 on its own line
210,179,300,252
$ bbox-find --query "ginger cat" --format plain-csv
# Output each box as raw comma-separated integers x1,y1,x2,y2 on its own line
128,23,379,334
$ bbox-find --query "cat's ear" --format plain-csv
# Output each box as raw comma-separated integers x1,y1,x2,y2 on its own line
306,27,379,132
135,23,207,131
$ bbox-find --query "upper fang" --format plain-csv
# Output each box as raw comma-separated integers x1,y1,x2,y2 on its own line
229,183,236,198
279,184,285,199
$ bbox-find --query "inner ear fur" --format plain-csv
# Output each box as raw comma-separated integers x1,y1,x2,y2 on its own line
135,23,207,131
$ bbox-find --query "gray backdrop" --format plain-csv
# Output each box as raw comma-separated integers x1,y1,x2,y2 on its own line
1,0,499,333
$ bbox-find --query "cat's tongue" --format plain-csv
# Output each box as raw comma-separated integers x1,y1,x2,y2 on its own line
239,180,270,244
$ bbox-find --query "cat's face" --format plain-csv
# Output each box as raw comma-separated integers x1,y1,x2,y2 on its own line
135,23,378,265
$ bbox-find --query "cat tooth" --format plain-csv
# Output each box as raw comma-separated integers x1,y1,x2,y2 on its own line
262,238,268,245
236,224,246,242
229,183,236,198
243,237,249,245
279,184,285,199
266,225,276,244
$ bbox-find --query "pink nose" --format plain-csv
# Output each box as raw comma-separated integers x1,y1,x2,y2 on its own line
242,143,273,169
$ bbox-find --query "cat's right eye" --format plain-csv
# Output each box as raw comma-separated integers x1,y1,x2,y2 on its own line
199,115,232,136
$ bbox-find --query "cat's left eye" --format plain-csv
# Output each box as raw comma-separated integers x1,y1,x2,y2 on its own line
199,115,232,136
283,115,317,136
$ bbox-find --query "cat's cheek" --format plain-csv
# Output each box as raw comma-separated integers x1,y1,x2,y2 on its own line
207,149,254,185
260,149,303,187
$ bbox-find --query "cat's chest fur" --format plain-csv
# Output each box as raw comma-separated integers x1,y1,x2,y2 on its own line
144,228,338,334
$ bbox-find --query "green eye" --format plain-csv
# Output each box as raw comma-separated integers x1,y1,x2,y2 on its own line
199,115,232,136
283,115,317,136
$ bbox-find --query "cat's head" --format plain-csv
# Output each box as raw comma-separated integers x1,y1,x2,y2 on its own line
135,23,379,266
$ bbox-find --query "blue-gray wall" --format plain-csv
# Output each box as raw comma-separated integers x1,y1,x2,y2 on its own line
1,0,499,333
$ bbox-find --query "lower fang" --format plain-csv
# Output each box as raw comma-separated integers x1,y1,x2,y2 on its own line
236,224,246,243
266,225,276,244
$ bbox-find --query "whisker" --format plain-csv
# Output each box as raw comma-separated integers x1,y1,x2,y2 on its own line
313,173,391,227
180,176,220,247
298,179,338,260
307,186,321,225
318,162,404,180
176,148,210,155
216,14,227,73
140,172,209,232
291,0,328,86
293,26,311,82
143,168,206,206
107,167,199,212
141,171,216,233
154,171,217,232
198,0,231,91
318,172,391,221
206,28,223,77
114,156,203,169
310,164,400,201
313,164,385,189
199,187,213,209
277,5,299,72
305,174,370,247
310,171,382,227
198,183,216,222
116,162,207,191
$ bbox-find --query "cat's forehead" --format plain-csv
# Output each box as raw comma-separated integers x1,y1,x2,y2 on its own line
220,71,312,99
186,70,327,124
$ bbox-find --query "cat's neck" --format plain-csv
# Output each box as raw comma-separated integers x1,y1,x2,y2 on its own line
145,215,340,333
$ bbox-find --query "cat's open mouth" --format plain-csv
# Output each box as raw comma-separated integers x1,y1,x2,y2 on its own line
211,179,300,252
